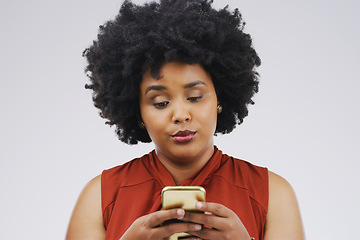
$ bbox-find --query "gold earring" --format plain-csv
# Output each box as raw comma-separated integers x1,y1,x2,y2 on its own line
138,121,145,129
217,104,223,114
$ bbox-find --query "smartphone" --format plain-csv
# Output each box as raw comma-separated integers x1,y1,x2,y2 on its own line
161,186,206,240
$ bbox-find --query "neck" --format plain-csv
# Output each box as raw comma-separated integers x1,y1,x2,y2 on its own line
156,145,215,185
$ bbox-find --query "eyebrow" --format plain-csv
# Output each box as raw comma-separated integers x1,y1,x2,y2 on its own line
144,80,206,95
184,80,206,89
145,85,166,94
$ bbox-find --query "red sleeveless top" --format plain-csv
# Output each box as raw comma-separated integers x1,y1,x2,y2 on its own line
101,147,268,240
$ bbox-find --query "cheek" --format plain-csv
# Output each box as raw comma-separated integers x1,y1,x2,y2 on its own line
197,103,218,129
142,108,166,125
141,107,168,137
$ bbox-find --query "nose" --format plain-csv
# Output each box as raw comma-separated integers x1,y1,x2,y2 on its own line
172,101,191,124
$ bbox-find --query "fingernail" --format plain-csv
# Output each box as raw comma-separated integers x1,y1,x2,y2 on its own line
193,224,202,230
196,202,204,209
177,209,185,219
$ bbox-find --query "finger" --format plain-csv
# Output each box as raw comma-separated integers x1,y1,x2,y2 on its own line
188,227,222,240
195,202,231,218
152,222,202,239
182,211,226,230
146,208,185,227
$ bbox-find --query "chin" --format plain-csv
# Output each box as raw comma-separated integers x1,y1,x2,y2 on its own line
171,142,213,159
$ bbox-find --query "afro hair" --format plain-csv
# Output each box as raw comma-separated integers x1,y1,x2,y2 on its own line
83,0,261,144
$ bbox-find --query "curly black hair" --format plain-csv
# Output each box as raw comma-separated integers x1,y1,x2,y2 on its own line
83,0,261,144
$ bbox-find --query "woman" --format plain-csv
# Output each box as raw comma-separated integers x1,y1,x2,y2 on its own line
66,0,304,239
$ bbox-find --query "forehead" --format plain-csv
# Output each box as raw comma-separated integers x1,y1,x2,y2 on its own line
140,62,213,91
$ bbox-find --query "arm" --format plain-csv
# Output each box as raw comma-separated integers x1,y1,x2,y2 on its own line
66,175,105,240
183,171,305,240
264,171,305,240
66,175,201,240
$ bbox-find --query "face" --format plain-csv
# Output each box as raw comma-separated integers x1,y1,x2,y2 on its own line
139,62,218,164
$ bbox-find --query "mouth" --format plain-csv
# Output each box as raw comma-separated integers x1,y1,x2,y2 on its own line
171,130,197,143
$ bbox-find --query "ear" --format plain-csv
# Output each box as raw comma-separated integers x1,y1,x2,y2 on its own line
136,112,143,122
136,113,146,129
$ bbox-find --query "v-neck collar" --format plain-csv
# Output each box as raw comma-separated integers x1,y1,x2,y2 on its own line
148,146,223,187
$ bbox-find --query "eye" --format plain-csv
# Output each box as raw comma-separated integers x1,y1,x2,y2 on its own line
188,96,202,103
153,101,169,109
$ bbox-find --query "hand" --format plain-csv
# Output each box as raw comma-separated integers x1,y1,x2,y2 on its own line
183,202,251,240
120,208,202,240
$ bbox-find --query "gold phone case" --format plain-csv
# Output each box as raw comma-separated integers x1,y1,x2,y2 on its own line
161,186,206,240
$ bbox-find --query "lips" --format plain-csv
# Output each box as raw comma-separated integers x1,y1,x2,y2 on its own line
171,130,197,143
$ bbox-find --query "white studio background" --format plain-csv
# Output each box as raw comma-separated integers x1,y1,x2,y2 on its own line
0,0,359,239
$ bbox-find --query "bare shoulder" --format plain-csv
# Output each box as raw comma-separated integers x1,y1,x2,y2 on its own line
264,171,305,240
66,175,105,240
268,171,295,196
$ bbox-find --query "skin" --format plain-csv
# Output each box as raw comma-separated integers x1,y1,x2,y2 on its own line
66,62,305,240
139,62,218,184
